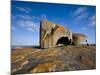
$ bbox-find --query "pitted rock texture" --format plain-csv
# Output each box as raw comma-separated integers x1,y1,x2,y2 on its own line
40,20,86,48
11,45,96,74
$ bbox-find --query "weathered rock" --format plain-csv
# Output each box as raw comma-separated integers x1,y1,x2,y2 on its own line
11,45,96,74
40,20,86,48
72,33,87,45
12,57,41,74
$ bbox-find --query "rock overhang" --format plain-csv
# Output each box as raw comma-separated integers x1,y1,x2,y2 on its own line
40,20,87,48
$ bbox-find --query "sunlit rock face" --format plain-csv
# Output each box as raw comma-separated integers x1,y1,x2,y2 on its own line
40,20,72,48
40,20,86,48
72,33,87,45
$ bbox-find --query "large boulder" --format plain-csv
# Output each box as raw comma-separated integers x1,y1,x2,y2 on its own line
72,33,87,45
40,20,72,48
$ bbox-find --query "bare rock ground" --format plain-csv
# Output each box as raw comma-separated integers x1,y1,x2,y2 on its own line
11,45,96,74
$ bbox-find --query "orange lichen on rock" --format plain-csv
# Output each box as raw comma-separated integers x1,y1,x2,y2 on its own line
40,20,87,48
56,26,65,31
11,45,96,74
72,33,87,45
30,60,64,73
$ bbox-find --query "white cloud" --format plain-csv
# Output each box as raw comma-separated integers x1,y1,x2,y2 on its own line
74,12,88,23
17,20,25,27
16,14,40,21
40,14,47,21
82,27,87,31
72,7,88,24
17,19,39,32
17,15,33,20
11,15,16,20
27,27,34,32
90,15,96,20
73,7,87,16
16,6,31,13
88,15,96,27
11,14,47,33
88,21,96,27
12,14,40,32
12,26,16,31
25,20,39,31
72,7,96,30
32,16,40,20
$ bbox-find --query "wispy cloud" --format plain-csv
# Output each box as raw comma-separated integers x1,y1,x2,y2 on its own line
40,14,47,21
12,26,16,31
72,6,95,31
11,15,16,20
73,7,96,27
90,15,96,21
12,14,40,32
74,12,88,23
16,14,40,22
82,27,87,31
87,15,96,27
16,6,31,13
17,19,39,32
73,7,87,17
17,14,33,20
72,7,88,24
15,14,47,32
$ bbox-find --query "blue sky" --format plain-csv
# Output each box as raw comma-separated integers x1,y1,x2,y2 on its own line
11,1,96,46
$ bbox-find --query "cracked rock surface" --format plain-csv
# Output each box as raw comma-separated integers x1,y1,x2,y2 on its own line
11,45,96,74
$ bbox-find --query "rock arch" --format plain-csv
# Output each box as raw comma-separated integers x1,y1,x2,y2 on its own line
40,20,72,48
40,20,86,48
56,37,70,46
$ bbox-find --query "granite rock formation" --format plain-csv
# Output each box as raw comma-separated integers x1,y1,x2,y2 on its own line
40,20,87,48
